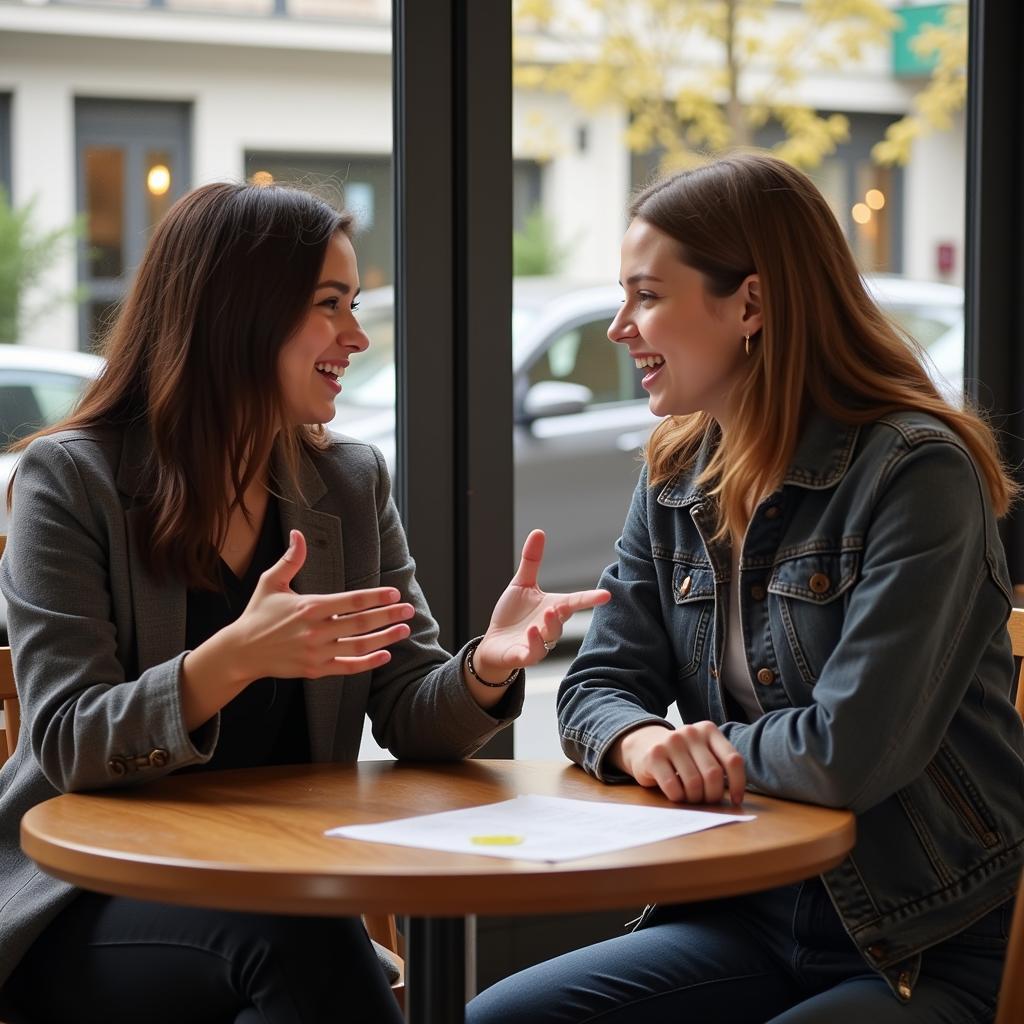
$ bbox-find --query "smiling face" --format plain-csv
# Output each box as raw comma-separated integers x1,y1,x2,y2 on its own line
277,230,369,427
608,219,761,427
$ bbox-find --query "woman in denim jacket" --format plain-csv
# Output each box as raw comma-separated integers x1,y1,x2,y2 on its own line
468,154,1024,1023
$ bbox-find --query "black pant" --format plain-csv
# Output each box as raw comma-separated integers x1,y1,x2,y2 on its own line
6,892,405,1024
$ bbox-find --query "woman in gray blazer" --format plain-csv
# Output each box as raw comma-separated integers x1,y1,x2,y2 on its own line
0,181,608,1023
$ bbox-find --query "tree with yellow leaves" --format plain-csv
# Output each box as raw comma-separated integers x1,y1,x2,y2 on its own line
872,3,967,167
514,0,899,171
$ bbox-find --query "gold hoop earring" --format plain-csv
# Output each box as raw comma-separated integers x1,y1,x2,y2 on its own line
744,334,751,356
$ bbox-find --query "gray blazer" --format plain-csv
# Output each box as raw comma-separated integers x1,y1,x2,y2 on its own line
0,426,522,989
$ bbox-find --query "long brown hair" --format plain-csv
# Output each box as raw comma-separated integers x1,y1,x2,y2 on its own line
9,181,353,586
634,153,1017,542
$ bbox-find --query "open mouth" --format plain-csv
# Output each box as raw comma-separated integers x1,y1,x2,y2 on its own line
634,354,665,389
315,362,346,392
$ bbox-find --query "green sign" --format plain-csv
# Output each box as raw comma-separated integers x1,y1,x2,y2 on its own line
893,3,952,77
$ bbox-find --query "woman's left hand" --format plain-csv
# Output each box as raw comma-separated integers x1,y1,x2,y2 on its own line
471,530,611,681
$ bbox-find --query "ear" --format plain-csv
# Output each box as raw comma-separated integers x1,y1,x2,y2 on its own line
738,274,763,337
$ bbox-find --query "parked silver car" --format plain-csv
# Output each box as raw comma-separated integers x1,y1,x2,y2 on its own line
331,275,966,593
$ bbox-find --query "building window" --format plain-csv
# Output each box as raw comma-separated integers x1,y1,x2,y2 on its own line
75,99,191,351
513,158,543,231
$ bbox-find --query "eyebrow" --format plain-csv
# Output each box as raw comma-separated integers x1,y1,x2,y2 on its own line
620,273,664,286
316,279,361,297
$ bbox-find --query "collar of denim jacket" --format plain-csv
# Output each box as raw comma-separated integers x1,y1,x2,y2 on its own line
655,410,860,507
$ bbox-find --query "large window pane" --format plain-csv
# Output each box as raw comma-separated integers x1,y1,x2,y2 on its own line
84,146,125,279
512,0,970,759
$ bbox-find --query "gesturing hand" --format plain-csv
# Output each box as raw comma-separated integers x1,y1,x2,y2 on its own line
471,529,610,680
229,529,416,684
611,723,746,806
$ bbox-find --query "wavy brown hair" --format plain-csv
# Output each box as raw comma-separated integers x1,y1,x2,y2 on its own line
8,181,352,586
634,153,1017,542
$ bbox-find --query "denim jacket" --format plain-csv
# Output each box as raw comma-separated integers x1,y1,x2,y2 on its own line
558,409,1024,1003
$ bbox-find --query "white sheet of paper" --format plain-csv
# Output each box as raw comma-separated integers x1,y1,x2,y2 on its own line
325,794,755,862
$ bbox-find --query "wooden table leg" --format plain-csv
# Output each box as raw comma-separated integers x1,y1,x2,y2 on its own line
404,916,466,1024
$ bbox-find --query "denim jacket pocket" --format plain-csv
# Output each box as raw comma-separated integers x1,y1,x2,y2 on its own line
926,743,1002,850
670,562,716,678
767,547,861,685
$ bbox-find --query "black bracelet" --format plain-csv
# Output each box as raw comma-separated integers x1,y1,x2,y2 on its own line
466,641,521,688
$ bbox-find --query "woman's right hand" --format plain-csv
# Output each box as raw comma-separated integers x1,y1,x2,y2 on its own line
610,722,746,806
227,529,415,685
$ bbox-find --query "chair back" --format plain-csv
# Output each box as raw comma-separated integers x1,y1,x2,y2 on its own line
996,608,1024,1024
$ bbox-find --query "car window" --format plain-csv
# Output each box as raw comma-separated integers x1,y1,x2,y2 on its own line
0,371,91,447
526,315,634,405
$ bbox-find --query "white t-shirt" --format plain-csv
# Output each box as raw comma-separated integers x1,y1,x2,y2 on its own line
720,542,765,723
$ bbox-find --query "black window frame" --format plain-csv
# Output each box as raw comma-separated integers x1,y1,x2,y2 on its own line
965,0,1024,584
393,0,513,743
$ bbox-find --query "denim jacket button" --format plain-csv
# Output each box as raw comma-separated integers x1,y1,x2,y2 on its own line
678,575,692,597
809,572,831,594
867,944,885,960
750,584,766,601
756,668,775,685
763,506,781,520
897,971,912,999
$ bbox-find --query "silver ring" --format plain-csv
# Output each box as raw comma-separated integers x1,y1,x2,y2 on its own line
542,639,556,653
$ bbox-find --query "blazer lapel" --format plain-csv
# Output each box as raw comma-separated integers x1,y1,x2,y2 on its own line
117,430,186,674
275,445,346,762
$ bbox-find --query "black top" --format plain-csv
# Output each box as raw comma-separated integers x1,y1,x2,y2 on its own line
180,498,310,772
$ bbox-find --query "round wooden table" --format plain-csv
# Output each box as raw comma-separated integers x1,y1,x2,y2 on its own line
21,759,855,1023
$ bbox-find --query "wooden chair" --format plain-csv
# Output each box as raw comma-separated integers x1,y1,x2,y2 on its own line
0,536,14,766
996,608,1024,1024
0,535,405,1020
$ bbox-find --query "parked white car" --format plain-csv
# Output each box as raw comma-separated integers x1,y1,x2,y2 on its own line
0,345,104,637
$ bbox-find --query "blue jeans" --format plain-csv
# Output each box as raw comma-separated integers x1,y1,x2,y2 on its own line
467,878,1011,1024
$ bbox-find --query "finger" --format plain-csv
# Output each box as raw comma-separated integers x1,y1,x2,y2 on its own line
541,606,563,647
333,622,412,658
647,752,687,803
325,602,416,638
510,529,546,589
518,623,548,666
260,530,307,591
317,649,394,677
708,731,747,805
304,587,404,620
687,741,726,804
553,589,611,615
664,743,706,804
